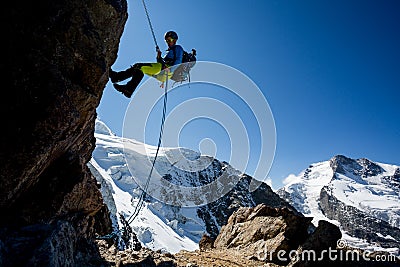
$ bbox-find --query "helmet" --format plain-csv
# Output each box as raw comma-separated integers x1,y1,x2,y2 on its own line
165,31,178,40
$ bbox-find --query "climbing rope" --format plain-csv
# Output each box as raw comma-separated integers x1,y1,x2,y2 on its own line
96,1,168,239
127,73,169,224
141,0,159,51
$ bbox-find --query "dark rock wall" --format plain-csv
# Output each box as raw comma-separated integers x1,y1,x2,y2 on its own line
320,186,400,249
0,0,127,266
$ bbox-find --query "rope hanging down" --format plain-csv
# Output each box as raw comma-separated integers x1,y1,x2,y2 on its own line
127,74,169,224
141,0,159,50
128,0,166,225
97,1,167,239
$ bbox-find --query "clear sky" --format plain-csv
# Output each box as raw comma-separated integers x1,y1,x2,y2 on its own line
97,0,400,189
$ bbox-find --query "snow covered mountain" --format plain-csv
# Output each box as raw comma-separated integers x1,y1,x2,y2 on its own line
89,119,295,253
277,155,400,256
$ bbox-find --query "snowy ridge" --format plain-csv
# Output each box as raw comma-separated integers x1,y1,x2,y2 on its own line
90,119,286,253
90,120,203,252
278,160,335,225
330,162,400,228
277,155,400,256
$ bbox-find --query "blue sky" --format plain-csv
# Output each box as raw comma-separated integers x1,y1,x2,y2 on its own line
97,0,400,189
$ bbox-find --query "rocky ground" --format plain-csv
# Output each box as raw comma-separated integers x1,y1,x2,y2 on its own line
92,204,338,267
93,204,400,267
95,240,400,267
96,240,276,267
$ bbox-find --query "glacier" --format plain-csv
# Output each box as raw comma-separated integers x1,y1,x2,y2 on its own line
277,155,400,256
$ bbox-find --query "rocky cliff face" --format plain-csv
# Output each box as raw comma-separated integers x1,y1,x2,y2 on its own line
0,1,127,266
321,156,400,250
319,186,400,249
277,155,400,255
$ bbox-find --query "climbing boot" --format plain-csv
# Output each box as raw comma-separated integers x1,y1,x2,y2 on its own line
109,69,120,83
113,83,134,98
109,67,136,83
113,70,144,98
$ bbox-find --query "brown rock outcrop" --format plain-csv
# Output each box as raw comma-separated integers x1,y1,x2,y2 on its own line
0,1,127,266
199,234,215,252
94,204,399,267
214,204,313,264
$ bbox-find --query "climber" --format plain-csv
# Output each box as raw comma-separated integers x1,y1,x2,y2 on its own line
109,31,183,98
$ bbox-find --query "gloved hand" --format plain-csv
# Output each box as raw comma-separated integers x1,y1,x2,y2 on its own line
156,46,161,59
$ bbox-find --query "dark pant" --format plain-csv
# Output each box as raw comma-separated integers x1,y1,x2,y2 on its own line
111,63,147,84
110,64,149,96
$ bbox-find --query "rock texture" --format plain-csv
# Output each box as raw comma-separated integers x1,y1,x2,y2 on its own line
319,186,400,249
197,174,301,239
0,0,127,266
95,204,400,266
320,156,400,249
214,205,312,261
278,155,400,252
213,204,340,266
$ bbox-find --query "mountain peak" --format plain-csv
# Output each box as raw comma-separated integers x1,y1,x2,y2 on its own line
330,154,384,177
279,156,400,256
